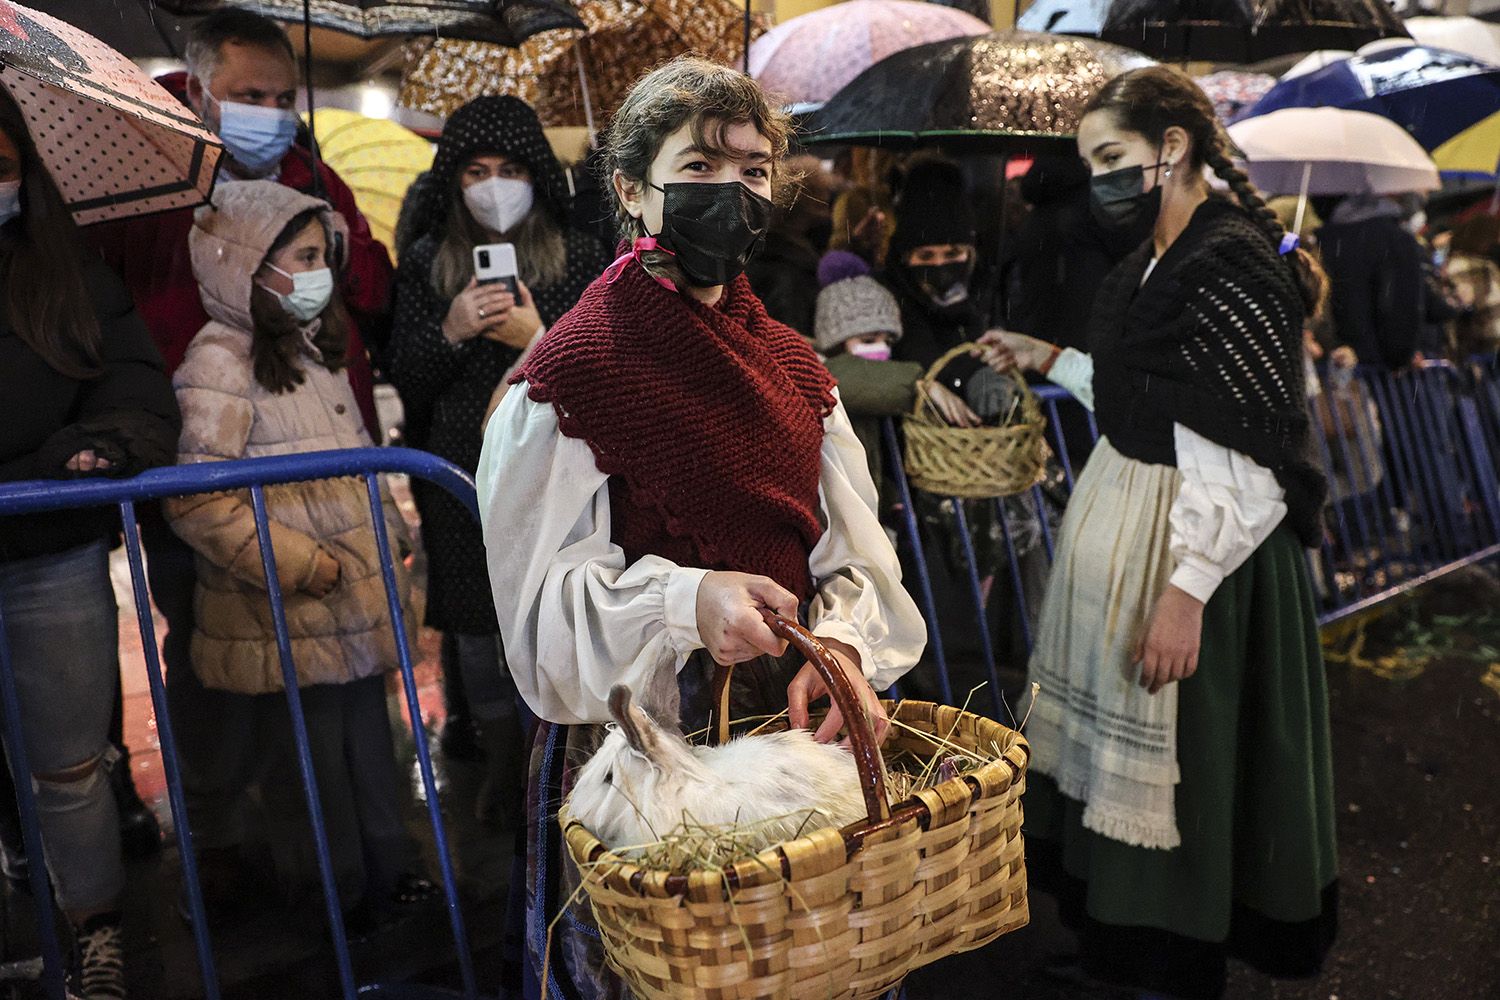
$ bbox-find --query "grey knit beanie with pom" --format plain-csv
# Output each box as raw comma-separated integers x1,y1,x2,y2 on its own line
814,250,903,354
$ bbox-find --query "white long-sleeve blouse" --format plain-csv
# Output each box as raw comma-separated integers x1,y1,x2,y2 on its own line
1046,347,1289,604
475,385,927,725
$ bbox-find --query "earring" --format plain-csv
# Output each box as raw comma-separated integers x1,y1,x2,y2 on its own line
1164,163,1175,179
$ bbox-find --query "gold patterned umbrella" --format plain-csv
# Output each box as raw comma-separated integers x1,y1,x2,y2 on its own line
399,0,769,128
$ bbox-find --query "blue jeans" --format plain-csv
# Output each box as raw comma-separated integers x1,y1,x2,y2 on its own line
0,539,124,912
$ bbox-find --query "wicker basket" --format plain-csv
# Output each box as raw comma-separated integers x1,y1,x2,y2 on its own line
561,614,1029,1000
902,344,1049,499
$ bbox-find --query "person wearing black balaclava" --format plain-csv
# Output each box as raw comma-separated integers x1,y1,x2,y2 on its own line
882,158,988,392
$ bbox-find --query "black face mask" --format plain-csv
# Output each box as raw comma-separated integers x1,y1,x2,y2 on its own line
1089,159,1168,231
651,181,774,287
910,258,974,310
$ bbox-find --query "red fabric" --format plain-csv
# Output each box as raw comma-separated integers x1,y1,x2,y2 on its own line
88,73,392,438
515,258,837,600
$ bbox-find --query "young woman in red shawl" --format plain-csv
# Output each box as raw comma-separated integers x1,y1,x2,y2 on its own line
475,57,925,997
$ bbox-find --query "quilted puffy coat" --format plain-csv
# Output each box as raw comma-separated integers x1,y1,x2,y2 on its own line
166,181,415,695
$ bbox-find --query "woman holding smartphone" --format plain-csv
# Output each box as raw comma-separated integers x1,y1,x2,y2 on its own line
389,96,612,824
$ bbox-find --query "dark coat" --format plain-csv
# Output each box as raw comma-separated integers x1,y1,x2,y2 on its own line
1008,155,1147,351
1317,215,1424,370
389,97,612,634
0,260,180,562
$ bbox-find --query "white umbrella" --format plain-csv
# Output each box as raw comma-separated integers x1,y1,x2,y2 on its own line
1228,107,1440,231
1281,48,1353,80
1405,16,1500,65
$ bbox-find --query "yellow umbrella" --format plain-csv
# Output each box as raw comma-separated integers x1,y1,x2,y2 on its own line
1432,110,1500,178
304,108,435,260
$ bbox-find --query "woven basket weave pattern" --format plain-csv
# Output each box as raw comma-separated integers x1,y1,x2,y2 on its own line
903,345,1049,499
562,698,1029,999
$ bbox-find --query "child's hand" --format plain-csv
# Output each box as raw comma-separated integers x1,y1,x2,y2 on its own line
787,637,889,745
1132,585,1203,695
695,572,797,665
926,383,981,428
304,549,341,598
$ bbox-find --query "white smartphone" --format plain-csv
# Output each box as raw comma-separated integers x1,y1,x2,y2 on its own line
473,242,518,296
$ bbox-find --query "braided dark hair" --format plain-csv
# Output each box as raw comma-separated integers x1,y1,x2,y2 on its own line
1083,66,1326,314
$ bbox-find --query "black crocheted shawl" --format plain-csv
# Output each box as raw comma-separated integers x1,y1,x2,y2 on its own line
1088,197,1327,546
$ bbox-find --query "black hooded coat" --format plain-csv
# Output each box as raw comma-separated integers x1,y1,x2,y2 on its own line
389,96,612,634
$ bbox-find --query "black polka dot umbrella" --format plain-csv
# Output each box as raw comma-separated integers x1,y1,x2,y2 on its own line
0,2,224,225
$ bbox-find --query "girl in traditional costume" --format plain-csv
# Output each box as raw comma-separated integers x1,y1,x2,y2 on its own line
988,66,1338,1000
475,58,926,997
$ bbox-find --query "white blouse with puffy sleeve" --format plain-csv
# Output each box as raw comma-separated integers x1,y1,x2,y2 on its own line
475,385,927,725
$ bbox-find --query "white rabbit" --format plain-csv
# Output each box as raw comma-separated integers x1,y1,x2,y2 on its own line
566,684,872,855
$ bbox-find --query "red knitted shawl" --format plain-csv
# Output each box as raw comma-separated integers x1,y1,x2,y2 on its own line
514,257,836,600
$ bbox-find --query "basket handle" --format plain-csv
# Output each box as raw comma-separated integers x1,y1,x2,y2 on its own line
909,342,1042,423
708,612,890,825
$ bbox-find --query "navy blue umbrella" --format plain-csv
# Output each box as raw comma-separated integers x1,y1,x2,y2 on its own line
1246,41,1500,153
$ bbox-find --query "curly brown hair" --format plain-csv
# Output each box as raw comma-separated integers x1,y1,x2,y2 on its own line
1084,65,1327,314
602,56,797,282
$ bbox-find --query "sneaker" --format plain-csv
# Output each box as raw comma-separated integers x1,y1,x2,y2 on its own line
73,912,126,1000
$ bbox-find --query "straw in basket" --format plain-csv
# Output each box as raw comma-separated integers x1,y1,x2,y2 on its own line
903,344,1049,499
561,613,1030,999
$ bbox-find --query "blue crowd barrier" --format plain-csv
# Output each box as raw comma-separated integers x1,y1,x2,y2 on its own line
883,363,1500,714
3,361,1497,996
0,448,481,1000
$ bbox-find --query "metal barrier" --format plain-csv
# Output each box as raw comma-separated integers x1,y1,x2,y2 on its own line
882,362,1500,713
0,447,481,1000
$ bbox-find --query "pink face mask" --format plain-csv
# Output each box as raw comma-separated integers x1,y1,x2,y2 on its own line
847,341,892,361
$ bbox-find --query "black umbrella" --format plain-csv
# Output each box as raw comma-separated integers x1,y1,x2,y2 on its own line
802,30,1156,154
153,0,584,45
1018,0,1409,63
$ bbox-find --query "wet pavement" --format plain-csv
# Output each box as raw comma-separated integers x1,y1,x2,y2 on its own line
1,536,1495,997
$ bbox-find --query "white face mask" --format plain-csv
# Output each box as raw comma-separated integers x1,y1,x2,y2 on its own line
847,341,892,361
262,262,334,322
0,179,20,227
463,176,534,235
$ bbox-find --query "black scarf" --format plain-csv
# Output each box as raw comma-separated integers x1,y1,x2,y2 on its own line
1088,198,1326,546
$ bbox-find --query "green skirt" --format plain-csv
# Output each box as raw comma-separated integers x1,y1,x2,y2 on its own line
1024,524,1339,993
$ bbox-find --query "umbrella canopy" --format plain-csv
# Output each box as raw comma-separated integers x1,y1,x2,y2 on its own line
306,107,432,259
0,1,223,224
1017,0,1111,34
1194,69,1275,122
157,0,585,45
1227,107,1440,196
802,30,1156,154
1020,0,1408,63
1280,48,1353,79
748,0,989,109
399,0,767,127
1247,42,1500,159
1405,16,1500,66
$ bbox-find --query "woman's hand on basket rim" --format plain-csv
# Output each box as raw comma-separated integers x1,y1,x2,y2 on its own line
787,637,890,746
695,571,797,665
977,329,1054,374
